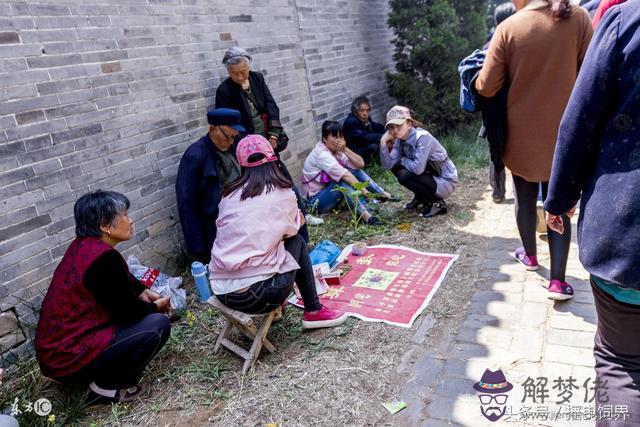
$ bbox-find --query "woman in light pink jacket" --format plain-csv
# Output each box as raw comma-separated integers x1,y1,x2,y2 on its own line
209,135,347,329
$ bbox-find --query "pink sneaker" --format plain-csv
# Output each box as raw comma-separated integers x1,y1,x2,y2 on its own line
548,279,574,301
302,306,348,329
513,247,539,271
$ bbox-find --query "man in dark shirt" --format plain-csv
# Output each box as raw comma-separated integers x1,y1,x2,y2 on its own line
175,108,245,263
343,96,385,164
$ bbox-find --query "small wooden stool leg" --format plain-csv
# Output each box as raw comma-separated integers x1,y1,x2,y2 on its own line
214,320,231,354
242,311,276,374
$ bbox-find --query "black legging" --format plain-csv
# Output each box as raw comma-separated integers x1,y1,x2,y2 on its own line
61,313,171,389
512,175,570,281
391,164,439,203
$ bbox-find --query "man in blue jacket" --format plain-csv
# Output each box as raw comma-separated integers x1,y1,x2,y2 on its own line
175,109,245,263
545,2,640,423
343,96,386,164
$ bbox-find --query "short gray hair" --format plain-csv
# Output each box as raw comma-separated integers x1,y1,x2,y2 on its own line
222,47,252,67
74,190,130,237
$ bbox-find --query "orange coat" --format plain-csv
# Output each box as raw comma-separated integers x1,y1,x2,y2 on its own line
475,2,593,182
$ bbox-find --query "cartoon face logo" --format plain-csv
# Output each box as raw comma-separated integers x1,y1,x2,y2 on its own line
473,369,513,422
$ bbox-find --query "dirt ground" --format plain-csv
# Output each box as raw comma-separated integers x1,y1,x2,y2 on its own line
71,167,491,426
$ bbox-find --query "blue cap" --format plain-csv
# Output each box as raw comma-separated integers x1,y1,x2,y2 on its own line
191,261,207,275
207,108,245,133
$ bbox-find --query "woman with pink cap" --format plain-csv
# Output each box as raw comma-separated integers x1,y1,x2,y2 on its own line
380,106,459,218
208,134,347,329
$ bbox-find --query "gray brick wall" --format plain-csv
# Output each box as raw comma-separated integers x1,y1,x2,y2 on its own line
0,0,394,358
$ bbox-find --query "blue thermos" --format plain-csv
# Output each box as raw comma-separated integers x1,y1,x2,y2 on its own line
191,261,212,302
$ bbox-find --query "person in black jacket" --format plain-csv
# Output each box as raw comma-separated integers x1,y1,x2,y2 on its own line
342,96,386,164
215,47,321,232
175,108,245,263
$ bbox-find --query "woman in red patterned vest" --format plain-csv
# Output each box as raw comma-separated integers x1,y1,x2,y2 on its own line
35,190,172,403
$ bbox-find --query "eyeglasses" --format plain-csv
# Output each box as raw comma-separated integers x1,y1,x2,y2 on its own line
218,126,237,144
478,394,508,405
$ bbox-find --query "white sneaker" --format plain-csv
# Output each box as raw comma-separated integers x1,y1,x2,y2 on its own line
305,214,324,226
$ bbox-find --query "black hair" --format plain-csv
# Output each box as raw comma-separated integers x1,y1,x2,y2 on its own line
321,120,343,139
545,0,572,20
494,2,516,25
350,95,371,115
222,153,293,200
74,190,130,237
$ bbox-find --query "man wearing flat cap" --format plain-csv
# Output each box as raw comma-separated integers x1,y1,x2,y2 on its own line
175,108,245,263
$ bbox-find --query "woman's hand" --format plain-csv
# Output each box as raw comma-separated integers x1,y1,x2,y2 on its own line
268,135,278,149
381,131,394,150
139,289,161,303
154,297,172,315
336,138,347,152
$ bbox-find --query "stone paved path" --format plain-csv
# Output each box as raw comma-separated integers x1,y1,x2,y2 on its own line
394,180,597,426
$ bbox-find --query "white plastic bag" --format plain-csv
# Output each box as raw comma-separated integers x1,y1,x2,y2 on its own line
126,255,187,311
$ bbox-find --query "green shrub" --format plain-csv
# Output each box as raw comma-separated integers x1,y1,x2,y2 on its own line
386,0,487,135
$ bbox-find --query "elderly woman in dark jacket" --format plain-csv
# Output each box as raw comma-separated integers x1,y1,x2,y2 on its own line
35,190,171,403
215,46,321,232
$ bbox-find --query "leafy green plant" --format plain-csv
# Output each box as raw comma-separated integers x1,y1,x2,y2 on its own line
386,0,487,135
330,181,371,229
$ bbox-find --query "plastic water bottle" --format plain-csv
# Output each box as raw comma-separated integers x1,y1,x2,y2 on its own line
191,261,212,303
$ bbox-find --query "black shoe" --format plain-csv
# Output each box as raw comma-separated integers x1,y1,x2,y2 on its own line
405,197,424,210
366,216,383,226
492,195,505,203
420,200,448,218
377,193,400,203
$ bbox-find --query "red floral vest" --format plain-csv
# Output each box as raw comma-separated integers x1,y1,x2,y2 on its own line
35,237,116,378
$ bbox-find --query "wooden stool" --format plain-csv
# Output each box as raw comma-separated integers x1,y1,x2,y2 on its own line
207,296,277,374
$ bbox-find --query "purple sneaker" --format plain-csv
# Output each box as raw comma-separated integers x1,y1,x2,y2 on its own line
548,279,574,301
513,247,539,271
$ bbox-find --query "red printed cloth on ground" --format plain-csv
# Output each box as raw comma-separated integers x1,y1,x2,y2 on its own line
288,244,457,328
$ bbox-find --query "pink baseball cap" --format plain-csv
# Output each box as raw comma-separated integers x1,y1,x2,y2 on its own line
385,105,412,128
236,134,278,167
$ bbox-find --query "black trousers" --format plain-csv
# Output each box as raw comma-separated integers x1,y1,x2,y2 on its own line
391,164,439,203
592,281,640,426
217,235,321,313
61,313,171,389
512,175,570,281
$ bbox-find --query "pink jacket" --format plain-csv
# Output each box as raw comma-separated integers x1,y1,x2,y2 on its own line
208,187,301,280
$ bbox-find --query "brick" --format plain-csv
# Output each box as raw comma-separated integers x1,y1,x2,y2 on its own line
0,215,51,242
0,93,58,115
0,17,36,31
12,4,70,16
100,62,122,74
27,53,83,69
51,123,102,143
44,102,96,120
219,32,232,41
0,85,37,103
5,118,67,143
15,109,45,125
0,32,20,44
82,50,128,64
0,44,43,59
0,166,34,187
20,29,77,43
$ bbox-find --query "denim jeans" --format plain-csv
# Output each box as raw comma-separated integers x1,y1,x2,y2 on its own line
306,169,384,215
217,235,322,313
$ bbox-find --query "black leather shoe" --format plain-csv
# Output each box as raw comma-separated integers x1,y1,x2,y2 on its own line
420,200,448,218
366,216,383,226
405,197,423,210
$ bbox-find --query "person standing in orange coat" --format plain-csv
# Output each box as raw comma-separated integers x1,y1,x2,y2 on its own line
475,0,593,300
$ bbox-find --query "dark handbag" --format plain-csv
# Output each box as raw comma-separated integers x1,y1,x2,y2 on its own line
275,131,289,153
